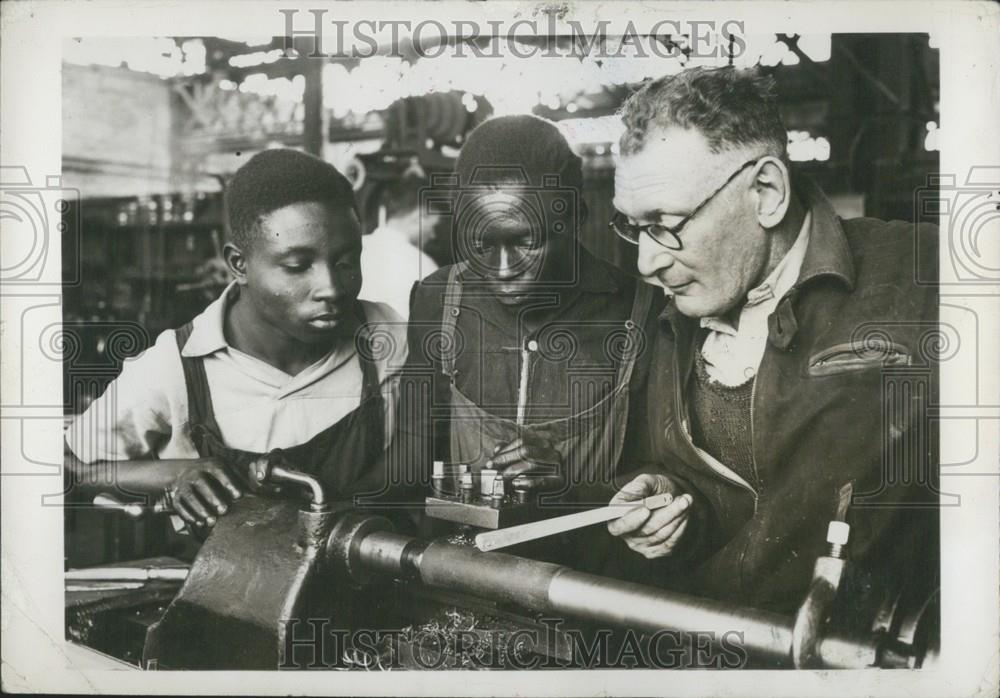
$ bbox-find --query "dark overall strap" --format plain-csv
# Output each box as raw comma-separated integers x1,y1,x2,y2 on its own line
174,322,222,453
354,304,384,402
285,303,387,499
439,263,466,381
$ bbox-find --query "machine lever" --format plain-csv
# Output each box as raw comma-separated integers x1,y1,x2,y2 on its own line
66,565,189,583
93,493,171,519
791,520,852,667
250,450,328,510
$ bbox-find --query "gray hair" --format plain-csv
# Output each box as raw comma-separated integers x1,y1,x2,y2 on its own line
619,66,787,159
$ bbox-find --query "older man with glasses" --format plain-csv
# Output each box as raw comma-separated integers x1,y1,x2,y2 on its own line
604,66,940,619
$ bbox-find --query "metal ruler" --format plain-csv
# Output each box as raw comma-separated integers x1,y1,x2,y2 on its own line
474,492,674,552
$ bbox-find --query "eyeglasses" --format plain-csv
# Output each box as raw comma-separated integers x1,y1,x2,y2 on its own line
610,158,761,251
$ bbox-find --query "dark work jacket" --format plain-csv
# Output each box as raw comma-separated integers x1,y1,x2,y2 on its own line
647,179,940,619
393,242,665,498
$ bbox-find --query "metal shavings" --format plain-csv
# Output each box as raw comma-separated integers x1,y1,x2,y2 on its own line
443,530,476,546
399,607,516,669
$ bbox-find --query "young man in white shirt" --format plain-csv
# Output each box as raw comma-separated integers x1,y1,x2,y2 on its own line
66,149,407,531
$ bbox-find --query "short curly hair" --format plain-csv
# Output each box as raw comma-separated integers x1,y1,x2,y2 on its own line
224,148,358,250
619,66,787,158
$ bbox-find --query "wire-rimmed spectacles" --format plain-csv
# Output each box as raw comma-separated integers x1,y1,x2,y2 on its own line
610,158,761,251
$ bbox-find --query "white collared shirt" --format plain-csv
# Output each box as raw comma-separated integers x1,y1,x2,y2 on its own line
699,213,811,386
66,284,408,462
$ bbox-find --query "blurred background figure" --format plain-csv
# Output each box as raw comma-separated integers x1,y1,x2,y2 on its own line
360,172,439,319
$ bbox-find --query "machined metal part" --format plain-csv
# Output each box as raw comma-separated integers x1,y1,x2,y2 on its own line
324,512,396,585
425,495,544,529
351,527,891,669
426,459,570,529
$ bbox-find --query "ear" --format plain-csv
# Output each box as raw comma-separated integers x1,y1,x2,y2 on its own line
223,242,249,285
752,157,792,229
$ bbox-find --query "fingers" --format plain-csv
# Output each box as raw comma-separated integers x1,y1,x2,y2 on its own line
490,441,536,469
247,456,270,488
492,453,560,473
500,458,560,483
493,439,522,457
489,437,559,470
172,494,214,528
164,461,245,531
207,466,243,501
608,492,694,557
641,508,688,545
637,494,692,536
607,491,687,538
509,473,564,492
193,478,228,516
176,485,215,526
628,518,690,559
607,501,655,537
491,447,529,470
608,473,664,505
172,497,198,526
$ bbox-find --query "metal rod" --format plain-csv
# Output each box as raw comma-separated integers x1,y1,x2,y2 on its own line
65,566,189,582
474,493,673,551
353,530,879,669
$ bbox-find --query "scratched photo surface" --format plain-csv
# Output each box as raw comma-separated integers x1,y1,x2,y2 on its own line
2,2,998,696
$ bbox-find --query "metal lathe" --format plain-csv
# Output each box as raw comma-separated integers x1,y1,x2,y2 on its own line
65,457,939,670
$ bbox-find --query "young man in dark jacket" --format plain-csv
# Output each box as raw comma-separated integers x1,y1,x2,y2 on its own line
605,66,940,619
392,115,670,573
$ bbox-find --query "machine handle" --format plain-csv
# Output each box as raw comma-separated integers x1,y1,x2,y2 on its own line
250,450,328,510
93,492,171,519
66,564,189,583
791,520,852,667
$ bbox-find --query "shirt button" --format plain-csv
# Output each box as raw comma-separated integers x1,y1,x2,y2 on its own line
450,307,460,317
527,340,538,352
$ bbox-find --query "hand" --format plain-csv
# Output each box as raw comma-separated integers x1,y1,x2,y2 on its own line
607,473,693,559
165,459,243,529
488,435,563,492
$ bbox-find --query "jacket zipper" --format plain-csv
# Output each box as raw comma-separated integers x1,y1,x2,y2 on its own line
748,375,761,513
674,341,759,512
